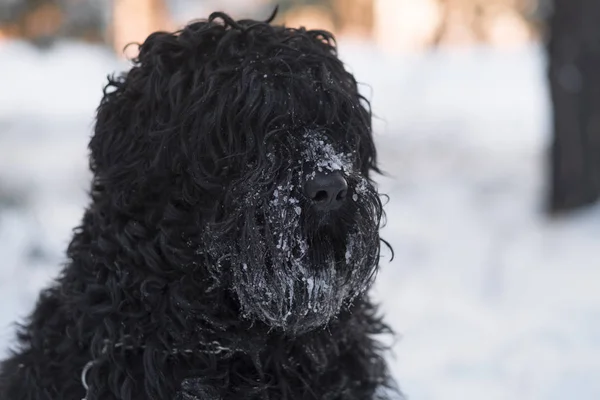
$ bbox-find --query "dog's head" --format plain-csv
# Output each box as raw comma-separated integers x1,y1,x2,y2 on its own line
90,11,387,335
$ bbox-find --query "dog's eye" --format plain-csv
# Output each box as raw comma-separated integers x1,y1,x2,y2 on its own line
216,166,236,181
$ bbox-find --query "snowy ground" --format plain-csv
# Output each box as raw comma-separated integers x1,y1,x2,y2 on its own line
1,40,600,400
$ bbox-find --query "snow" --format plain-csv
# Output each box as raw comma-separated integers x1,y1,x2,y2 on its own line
1,39,600,400
301,131,353,173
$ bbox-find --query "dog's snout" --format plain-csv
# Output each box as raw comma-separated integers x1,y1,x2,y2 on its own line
304,171,348,211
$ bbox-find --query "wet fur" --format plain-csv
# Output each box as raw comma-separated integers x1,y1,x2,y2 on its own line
0,10,397,400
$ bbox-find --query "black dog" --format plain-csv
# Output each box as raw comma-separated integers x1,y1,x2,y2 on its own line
0,10,397,400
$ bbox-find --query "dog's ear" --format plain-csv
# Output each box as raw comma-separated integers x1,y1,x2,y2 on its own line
89,32,184,195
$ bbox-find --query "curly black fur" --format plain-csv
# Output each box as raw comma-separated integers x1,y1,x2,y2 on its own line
0,10,398,400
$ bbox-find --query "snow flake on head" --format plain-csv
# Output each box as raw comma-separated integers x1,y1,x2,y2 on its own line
301,130,353,174
351,177,370,202
261,176,310,277
355,178,369,195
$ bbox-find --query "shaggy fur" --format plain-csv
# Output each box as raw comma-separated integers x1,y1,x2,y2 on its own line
0,10,397,400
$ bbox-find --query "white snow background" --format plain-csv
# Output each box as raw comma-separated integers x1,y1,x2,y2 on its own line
1,39,600,400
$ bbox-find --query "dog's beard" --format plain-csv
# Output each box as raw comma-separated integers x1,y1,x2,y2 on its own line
203,134,382,335
227,177,380,335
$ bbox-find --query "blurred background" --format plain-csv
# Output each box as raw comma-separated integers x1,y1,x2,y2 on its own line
1,0,600,399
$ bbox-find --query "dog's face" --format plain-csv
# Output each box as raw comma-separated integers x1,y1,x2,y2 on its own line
208,128,383,335
90,12,385,335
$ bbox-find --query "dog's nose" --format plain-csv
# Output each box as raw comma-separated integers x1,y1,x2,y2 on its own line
304,171,348,211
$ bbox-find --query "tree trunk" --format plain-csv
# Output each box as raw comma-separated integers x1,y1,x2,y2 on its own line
548,0,600,213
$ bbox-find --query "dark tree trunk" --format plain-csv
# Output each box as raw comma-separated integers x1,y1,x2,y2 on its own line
547,0,600,213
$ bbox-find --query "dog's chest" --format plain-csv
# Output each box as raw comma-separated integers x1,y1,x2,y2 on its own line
168,339,336,400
